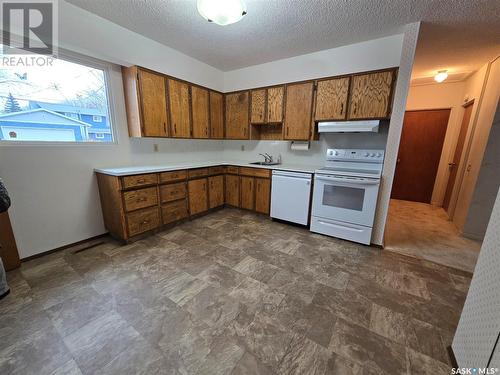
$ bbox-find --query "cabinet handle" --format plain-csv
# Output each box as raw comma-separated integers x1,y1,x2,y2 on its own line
174,123,177,134
340,102,344,115
137,179,145,183
353,103,357,114
286,127,289,137
141,220,149,225
137,197,147,202
164,122,167,134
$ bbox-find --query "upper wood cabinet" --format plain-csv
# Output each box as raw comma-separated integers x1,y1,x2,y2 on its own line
348,71,395,119
191,86,209,138
225,91,249,139
315,77,350,121
251,86,284,125
168,79,191,138
209,91,224,139
267,86,284,123
122,67,169,137
251,89,266,124
284,82,314,140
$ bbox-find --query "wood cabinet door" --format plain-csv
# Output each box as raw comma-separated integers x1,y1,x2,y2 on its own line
240,176,255,210
315,77,350,121
348,71,394,119
208,175,224,209
225,174,240,207
255,178,271,214
267,86,284,123
191,86,209,138
210,91,224,139
284,82,314,140
138,69,168,137
225,91,249,139
188,178,208,215
0,212,20,271
168,79,191,137
251,89,266,124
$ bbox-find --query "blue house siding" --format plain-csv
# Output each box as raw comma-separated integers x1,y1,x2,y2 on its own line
0,120,86,141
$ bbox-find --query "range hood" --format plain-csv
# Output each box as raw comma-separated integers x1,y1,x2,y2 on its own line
318,120,379,133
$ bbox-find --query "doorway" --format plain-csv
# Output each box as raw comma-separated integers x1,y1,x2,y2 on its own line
391,109,451,203
442,101,474,211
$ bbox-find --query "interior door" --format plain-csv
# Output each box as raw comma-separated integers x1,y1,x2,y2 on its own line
138,69,168,137
391,109,451,203
443,102,474,211
168,79,191,138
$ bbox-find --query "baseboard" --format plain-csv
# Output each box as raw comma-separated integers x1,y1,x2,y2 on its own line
21,233,109,262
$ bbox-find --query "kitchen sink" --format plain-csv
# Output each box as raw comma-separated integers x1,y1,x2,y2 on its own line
249,161,281,166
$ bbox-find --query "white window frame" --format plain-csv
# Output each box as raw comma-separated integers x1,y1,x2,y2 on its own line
92,115,102,122
0,47,119,147
95,133,105,139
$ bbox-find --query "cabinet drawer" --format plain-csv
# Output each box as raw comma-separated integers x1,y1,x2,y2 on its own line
122,174,157,189
162,200,188,225
209,166,224,175
225,166,239,175
160,170,187,183
188,168,209,179
239,167,271,178
123,187,158,212
126,207,160,237
160,182,186,203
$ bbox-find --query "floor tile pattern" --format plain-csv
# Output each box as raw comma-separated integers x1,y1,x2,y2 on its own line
0,209,471,374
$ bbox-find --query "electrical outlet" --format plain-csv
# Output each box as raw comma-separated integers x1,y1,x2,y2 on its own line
241,145,245,151
153,144,159,152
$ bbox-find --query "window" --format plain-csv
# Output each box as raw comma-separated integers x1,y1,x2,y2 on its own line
0,47,114,143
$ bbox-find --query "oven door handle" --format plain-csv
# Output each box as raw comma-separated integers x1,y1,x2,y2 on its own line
315,175,380,185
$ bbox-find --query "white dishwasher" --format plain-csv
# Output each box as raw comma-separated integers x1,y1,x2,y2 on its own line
270,170,312,225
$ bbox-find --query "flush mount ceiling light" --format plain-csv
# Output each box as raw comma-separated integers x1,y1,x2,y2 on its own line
434,70,448,83
197,0,247,26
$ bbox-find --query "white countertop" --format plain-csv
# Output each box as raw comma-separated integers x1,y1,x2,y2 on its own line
94,161,320,176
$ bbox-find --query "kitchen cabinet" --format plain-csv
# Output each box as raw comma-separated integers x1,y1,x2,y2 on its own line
122,67,169,138
188,178,208,215
0,212,21,271
255,178,271,214
284,82,314,140
126,207,160,237
348,71,394,119
225,174,240,207
225,91,249,139
240,176,255,210
210,91,224,139
251,89,266,124
315,77,350,121
168,79,191,138
208,175,224,208
267,86,284,123
191,86,209,138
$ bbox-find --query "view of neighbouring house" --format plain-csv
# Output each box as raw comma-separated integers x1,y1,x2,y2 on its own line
0,100,112,142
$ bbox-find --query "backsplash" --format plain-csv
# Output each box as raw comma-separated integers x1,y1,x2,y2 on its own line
222,124,389,166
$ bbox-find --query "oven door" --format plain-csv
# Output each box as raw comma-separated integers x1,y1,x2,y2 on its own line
312,174,380,227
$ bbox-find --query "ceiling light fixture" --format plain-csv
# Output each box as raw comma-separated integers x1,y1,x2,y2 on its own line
434,70,448,83
197,0,247,26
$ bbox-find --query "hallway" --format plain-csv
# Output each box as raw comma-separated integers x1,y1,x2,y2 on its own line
385,199,481,273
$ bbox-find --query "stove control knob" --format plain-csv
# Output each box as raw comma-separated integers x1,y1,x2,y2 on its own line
328,150,333,156
364,152,369,157
371,153,376,157
377,153,382,157
334,151,339,156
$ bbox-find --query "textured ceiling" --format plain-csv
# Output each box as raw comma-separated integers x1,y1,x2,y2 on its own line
67,0,500,77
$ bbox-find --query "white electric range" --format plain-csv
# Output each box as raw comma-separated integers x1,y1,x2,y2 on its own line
310,149,385,245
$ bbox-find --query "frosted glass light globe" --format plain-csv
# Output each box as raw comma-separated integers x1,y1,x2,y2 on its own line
197,0,247,26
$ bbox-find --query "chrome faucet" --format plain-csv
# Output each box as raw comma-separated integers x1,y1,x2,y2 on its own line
259,153,272,163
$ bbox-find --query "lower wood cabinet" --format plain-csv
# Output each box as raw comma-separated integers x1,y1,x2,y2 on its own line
225,174,240,207
96,165,273,242
240,176,255,210
209,175,224,209
162,200,188,225
188,178,208,215
255,178,271,214
126,207,160,237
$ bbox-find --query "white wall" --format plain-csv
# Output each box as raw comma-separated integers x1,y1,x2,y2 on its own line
406,82,467,205
223,35,404,91
0,1,408,258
